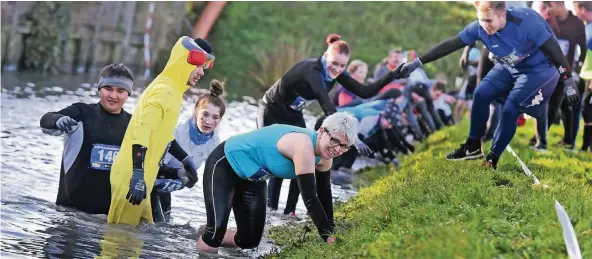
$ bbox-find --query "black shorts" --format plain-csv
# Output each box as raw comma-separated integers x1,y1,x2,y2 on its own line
465,75,477,100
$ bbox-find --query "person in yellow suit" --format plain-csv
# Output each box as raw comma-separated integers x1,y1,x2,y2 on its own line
108,36,215,226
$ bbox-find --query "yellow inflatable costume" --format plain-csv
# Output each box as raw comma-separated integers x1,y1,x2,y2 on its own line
580,49,592,80
108,36,201,225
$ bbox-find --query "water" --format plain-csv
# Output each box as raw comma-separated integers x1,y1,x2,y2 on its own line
0,75,373,258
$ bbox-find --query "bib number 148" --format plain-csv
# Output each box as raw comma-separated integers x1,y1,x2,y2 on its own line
90,144,121,171
97,149,119,163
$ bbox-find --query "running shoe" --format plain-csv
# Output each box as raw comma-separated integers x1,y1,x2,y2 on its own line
446,143,483,161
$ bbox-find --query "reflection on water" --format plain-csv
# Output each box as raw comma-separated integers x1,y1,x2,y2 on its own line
1,74,368,258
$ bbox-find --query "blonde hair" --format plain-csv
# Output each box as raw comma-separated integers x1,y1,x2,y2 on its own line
347,60,368,74
321,112,359,145
473,1,506,13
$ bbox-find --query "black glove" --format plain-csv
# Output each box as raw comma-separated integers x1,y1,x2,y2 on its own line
181,156,199,188
126,169,147,205
400,58,423,78
55,116,78,133
563,76,580,106
354,138,373,157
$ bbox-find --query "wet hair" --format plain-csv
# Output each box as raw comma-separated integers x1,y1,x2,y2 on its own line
326,34,350,56
474,1,506,13
574,1,592,11
321,112,359,146
347,60,368,74
195,79,226,117
99,63,134,81
432,81,447,93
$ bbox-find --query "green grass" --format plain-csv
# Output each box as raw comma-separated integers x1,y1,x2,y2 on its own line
267,118,592,258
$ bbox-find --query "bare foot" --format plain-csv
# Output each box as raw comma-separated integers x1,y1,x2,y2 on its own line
196,235,219,254
221,228,237,247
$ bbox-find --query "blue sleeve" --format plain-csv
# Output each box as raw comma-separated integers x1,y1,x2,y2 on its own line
458,21,480,46
525,11,553,47
588,39,592,52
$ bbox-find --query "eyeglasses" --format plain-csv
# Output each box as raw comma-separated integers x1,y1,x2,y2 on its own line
325,129,350,152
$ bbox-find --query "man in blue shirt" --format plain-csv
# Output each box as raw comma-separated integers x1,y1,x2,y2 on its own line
401,1,580,168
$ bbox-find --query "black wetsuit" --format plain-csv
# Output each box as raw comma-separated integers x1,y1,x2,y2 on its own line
201,142,335,248
40,102,132,214
258,57,401,213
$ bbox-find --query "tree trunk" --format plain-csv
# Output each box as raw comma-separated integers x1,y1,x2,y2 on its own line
120,1,137,63
2,2,26,71
85,2,105,73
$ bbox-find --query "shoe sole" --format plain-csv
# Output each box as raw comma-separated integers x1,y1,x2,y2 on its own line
446,153,484,161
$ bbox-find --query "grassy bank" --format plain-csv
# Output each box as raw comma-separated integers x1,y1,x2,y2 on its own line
268,119,592,258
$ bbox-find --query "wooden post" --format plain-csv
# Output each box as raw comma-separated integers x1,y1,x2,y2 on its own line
191,1,227,39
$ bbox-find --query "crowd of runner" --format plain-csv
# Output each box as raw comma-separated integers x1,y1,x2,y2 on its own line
38,0,592,254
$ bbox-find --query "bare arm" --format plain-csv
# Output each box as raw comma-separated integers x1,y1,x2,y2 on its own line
277,133,334,241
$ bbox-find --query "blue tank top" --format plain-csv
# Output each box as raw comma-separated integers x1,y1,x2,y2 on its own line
224,124,322,181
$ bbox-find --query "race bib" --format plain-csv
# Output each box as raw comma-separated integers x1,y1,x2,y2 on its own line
154,179,184,193
557,38,570,57
494,49,528,67
90,144,120,171
289,96,313,111
248,167,272,182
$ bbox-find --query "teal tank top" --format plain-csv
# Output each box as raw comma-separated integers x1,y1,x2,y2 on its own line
224,124,322,181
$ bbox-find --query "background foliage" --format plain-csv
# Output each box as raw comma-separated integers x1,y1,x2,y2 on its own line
204,1,476,96
24,2,70,74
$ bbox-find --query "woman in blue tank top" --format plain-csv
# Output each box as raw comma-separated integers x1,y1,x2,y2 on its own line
196,112,359,253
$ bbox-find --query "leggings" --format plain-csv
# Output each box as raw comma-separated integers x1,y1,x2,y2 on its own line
469,64,558,156
201,142,267,249
257,103,303,213
339,88,402,108
409,83,444,130
560,78,586,145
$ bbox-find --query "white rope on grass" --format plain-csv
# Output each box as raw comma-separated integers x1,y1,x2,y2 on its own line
505,145,540,185
506,145,581,259
554,200,583,259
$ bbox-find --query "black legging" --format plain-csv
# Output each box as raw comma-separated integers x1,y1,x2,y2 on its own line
531,81,565,146
201,142,267,249
257,103,303,214
560,78,586,145
338,88,402,108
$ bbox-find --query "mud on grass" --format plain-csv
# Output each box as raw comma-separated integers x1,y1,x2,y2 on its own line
266,119,592,258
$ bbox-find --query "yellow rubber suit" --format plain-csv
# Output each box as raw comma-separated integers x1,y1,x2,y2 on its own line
108,37,195,226
580,49,592,80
